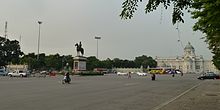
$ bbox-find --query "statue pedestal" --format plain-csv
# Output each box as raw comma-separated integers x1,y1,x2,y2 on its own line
73,56,87,73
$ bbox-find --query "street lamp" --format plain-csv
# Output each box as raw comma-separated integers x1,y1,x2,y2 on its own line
95,36,101,59
37,21,42,60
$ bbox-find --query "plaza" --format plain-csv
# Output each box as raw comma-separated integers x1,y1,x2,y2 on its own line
1,74,218,110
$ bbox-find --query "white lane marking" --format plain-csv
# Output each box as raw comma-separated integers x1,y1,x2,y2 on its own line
152,81,205,110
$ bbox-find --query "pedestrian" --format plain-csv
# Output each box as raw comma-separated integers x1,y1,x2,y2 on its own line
172,73,175,77
170,69,175,77
181,72,183,76
128,72,131,79
151,73,156,81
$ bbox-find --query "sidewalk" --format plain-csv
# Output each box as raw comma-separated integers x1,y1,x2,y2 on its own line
158,80,220,110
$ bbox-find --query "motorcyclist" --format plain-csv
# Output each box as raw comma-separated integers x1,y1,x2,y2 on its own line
63,72,71,84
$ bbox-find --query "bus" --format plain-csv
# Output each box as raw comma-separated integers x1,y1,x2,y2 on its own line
147,68,166,74
147,68,183,74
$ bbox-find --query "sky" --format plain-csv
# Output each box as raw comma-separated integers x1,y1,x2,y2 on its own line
0,0,213,60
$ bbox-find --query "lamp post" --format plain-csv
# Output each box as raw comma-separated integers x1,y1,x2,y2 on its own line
95,36,101,59
37,21,42,60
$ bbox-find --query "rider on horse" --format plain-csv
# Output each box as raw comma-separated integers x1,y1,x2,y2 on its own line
75,41,84,56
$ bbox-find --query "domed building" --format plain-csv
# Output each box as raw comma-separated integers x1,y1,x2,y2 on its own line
156,42,219,74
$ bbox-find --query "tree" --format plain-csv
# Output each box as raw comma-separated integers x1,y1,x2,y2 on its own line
0,37,23,67
191,0,220,70
121,59,135,68
20,53,73,71
120,0,192,24
87,56,100,70
112,58,123,68
134,55,157,68
61,55,73,71
20,53,37,70
120,0,220,70
100,58,113,69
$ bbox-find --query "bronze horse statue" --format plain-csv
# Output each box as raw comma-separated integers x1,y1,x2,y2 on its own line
75,42,84,56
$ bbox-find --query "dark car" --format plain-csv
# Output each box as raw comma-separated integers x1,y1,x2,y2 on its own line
198,72,219,80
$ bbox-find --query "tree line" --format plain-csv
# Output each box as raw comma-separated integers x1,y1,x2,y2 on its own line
0,36,157,71
21,54,157,71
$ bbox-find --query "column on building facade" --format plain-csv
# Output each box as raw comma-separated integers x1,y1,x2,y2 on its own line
195,58,204,73
201,58,205,73
192,58,196,73
184,58,192,73
183,60,187,73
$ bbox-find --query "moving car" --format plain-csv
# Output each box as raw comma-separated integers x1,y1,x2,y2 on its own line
117,72,128,76
8,70,29,77
136,72,147,76
198,72,219,80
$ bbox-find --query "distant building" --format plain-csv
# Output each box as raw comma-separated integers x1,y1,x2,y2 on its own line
6,64,28,72
156,42,219,74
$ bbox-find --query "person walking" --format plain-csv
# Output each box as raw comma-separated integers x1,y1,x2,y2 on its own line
181,72,183,76
151,73,156,81
172,69,175,77
128,72,131,79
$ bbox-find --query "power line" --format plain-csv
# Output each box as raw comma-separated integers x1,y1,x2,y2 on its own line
176,23,184,49
160,5,163,24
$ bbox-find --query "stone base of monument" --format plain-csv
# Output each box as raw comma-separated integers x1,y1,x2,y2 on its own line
73,56,104,76
73,56,87,74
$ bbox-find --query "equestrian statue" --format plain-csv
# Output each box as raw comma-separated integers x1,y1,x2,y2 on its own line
75,41,84,56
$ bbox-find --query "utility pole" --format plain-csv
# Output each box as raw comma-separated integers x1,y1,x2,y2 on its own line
37,21,42,60
4,21,7,39
19,35,22,49
95,36,101,59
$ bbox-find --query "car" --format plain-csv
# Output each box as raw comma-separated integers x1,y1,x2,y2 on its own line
0,69,7,76
117,72,128,76
33,71,47,77
136,72,147,76
175,70,183,74
8,70,29,77
197,72,220,80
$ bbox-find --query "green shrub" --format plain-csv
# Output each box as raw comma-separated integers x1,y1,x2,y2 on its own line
78,71,104,76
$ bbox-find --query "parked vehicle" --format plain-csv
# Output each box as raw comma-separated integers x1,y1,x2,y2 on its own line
197,72,220,80
0,69,7,76
8,70,29,77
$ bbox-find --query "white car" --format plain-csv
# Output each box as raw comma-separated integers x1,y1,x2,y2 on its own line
117,72,128,76
136,72,147,76
8,70,29,77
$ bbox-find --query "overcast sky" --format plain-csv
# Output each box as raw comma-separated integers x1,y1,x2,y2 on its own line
0,0,212,60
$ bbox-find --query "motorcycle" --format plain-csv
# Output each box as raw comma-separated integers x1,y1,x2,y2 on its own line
62,76,71,84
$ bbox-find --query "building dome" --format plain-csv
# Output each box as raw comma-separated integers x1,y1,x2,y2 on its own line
184,42,194,50
183,42,196,59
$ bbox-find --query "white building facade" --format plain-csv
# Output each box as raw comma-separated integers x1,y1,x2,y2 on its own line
156,42,219,74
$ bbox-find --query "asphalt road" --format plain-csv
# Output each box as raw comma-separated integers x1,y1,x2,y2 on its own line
158,80,220,110
0,74,202,110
